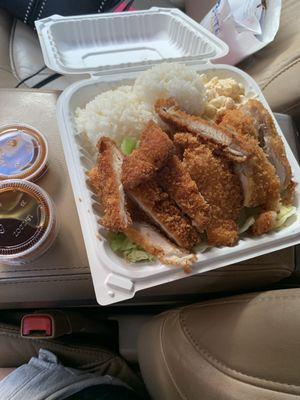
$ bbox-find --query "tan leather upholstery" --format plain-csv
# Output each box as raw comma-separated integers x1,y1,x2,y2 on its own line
138,289,300,400
239,0,300,127
0,9,18,88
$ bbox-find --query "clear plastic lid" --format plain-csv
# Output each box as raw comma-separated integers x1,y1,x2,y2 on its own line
0,124,48,182
0,180,58,265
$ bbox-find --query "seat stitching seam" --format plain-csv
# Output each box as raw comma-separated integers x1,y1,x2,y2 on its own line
160,314,188,400
8,19,20,81
186,294,300,309
178,304,300,389
262,58,300,90
0,277,91,285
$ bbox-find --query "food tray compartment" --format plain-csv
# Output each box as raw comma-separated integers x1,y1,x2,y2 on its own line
57,63,300,305
35,8,227,75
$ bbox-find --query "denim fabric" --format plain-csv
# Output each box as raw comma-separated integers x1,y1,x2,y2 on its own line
0,349,125,400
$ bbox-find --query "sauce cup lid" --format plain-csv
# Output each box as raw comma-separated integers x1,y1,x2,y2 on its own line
0,124,48,182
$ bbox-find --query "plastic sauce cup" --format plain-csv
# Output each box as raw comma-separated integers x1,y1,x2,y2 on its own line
0,180,58,265
0,124,48,182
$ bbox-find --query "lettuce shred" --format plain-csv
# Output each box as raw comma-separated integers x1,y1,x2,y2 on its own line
107,232,155,263
273,205,297,230
121,137,138,155
238,205,297,234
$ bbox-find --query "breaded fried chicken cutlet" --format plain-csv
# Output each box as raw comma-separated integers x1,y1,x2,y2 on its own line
240,99,295,204
158,155,210,232
122,121,174,189
218,108,258,140
155,98,248,163
129,179,200,250
89,137,132,231
175,133,243,246
219,100,295,205
156,98,281,212
124,221,197,269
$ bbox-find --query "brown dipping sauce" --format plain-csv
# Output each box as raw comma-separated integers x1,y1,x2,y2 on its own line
0,180,57,264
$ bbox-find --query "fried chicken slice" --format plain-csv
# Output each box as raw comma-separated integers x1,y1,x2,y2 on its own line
250,211,277,236
124,222,197,269
234,141,280,210
158,155,210,232
178,134,243,246
155,98,248,162
158,98,281,211
218,108,258,140
129,179,199,250
240,99,294,203
90,137,132,231
122,120,174,189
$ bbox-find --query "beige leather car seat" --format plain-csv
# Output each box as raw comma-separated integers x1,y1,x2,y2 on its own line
138,289,300,400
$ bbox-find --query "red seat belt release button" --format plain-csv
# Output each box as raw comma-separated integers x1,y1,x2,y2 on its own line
21,315,53,338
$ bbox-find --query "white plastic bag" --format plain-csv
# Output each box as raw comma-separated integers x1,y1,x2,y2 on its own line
201,0,282,65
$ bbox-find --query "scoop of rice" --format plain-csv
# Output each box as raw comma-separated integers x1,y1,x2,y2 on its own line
75,86,156,146
134,63,207,115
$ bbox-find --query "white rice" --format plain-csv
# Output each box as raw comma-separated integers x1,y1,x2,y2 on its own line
134,62,206,115
74,63,207,146
74,86,155,146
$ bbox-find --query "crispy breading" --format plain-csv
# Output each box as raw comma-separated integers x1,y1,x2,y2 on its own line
155,98,248,162
88,166,100,193
129,179,199,250
234,138,281,210
122,120,174,189
207,219,239,247
181,136,243,246
281,180,296,206
251,211,277,236
158,155,210,232
240,99,294,199
218,108,258,140
94,137,132,231
157,98,281,211
124,222,197,269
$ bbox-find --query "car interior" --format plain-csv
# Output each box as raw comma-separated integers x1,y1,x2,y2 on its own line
0,0,300,399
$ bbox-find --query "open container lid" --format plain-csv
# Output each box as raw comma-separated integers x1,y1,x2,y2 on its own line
35,7,228,76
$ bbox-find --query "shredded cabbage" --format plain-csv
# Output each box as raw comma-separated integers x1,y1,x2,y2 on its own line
120,137,138,155
107,232,155,263
273,205,297,230
239,216,256,234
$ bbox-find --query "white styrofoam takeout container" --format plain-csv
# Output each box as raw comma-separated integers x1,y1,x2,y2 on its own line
36,8,300,305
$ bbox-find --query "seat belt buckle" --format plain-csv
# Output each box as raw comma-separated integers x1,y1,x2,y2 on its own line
21,314,54,339
21,311,72,339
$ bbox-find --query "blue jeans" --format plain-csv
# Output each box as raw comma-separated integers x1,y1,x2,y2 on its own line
0,349,126,400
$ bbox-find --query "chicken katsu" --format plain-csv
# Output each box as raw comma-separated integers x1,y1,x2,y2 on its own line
87,87,295,267
156,98,281,212
219,100,295,207
175,133,243,246
122,121,174,189
158,155,210,232
240,99,294,203
124,221,197,269
129,179,200,250
90,137,132,231
155,98,248,162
